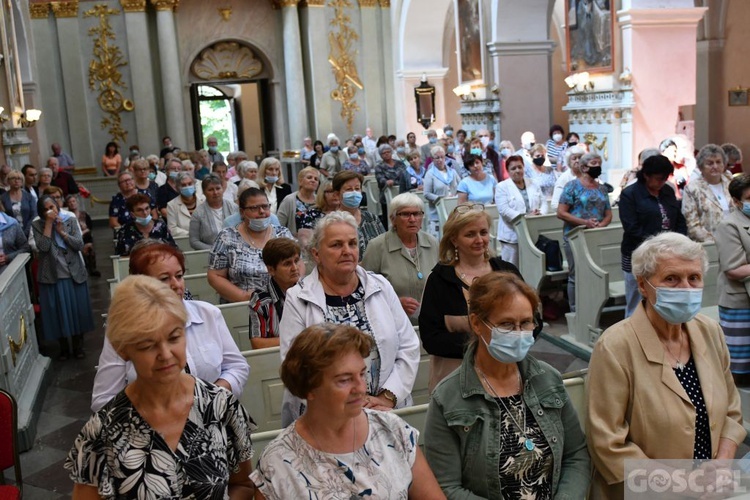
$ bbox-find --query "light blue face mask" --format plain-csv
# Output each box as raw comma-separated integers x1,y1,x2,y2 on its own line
470,147,482,156
265,175,279,184
169,171,179,180
742,202,750,217
646,280,703,325
135,214,152,226
330,146,339,153
501,148,512,158
247,217,271,232
429,137,438,144
341,191,363,208
147,172,156,181
480,322,535,363
349,153,359,161
180,186,195,197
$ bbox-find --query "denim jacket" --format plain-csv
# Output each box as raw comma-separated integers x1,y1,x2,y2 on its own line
424,344,591,499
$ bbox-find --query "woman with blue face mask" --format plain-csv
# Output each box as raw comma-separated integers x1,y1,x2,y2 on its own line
116,193,176,256
258,157,292,215
208,187,295,303
424,271,590,499
588,232,745,498
333,170,384,260
166,172,203,238
716,174,750,387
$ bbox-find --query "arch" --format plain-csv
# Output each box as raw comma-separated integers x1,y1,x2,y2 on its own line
184,39,275,84
397,0,453,71
12,0,31,82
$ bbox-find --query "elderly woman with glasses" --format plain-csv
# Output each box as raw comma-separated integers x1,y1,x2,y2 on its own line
167,172,204,238
425,272,590,498
116,193,176,256
108,171,138,232
1,169,36,235
419,203,521,392
681,144,732,243
374,144,407,224
362,193,439,324
208,187,295,303
279,211,420,426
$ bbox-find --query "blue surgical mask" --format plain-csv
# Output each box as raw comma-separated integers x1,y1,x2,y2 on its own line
501,148,512,157
742,202,750,217
349,153,359,161
180,186,195,197
135,214,152,226
646,280,703,325
480,323,535,363
447,145,455,154
358,148,365,155
429,137,438,144
147,172,156,181
330,146,339,153
446,130,453,137
470,147,482,156
265,175,279,184
248,217,271,232
341,191,363,208
208,146,218,154
396,147,406,155
169,171,179,180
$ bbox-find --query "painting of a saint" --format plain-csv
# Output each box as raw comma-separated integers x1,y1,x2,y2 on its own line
457,0,482,84
566,0,613,73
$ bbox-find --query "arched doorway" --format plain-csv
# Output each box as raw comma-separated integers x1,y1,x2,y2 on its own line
188,40,275,161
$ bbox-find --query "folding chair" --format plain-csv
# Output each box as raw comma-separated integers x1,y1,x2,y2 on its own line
0,388,22,499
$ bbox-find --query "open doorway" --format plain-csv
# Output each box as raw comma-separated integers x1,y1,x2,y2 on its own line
190,81,273,161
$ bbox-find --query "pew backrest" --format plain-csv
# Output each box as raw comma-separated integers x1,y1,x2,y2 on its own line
217,301,251,351
185,273,220,305
111,249,210,283
363,175,381,217
435,196,458,233
513,213,567,291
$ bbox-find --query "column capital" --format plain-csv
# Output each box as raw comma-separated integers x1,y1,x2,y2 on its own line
617,7,707,28
50,1,79,18
150,0,179,12
358,0,378,7
274,0,299,8
300,0,325,6
29,3,51,19
487,40,556,57
120,0,147,12
379,0,390,7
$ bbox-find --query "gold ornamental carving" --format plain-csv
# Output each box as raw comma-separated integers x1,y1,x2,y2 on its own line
29,3,51,19
191,42,263,81
8,315,27,367
120,0,146,12
150,0,179,12
328,0,363,133
379,0,390,7
358,0,378,6
84,4,134,144
301,0,325,7
583,132,609,161
51,1,79,18
278,0,299,7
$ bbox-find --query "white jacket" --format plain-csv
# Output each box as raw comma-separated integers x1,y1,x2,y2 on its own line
167,194,205,237
279,265,420,426
494,177,546,244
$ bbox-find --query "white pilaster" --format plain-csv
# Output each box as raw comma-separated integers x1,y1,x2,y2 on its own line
281,1,309,150
380,0,396,134
300,3,332,138
360,3,385,135
152,0,188,149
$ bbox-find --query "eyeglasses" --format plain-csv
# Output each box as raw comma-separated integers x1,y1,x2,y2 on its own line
485,320,537,334
453,203,484,214
118,178,134,185
395,210,424,219
242,203,271,214
49,195,63,200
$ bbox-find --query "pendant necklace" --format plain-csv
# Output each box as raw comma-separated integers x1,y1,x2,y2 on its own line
662,331,685,371
406,244,423,280
304,413,361,500
477,367,535,451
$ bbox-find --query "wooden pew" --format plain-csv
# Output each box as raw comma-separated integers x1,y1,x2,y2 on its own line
413,191,431,233
435,196,458,234
174,235,191,253
184,273,221,304
562,370,588,433
217,301,251,351
564,224,625,348
363,175,381,217
485,204,499,255
383,185,400,228
513,207,619,292
240,341,431,433
110,249,210,282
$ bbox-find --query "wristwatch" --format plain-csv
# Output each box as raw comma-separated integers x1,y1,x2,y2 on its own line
378,389,397,408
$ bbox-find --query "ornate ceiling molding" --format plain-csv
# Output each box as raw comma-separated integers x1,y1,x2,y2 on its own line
50,1,79,18
191,42,263,81
120,0,147,12
29,3,51,19
150,0,180,12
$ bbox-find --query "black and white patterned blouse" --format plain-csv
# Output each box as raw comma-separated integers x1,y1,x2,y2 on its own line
357,210,385,261
673,357,712,459
65,378,255,499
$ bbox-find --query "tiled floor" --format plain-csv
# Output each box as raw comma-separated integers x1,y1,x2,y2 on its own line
10,223,731,498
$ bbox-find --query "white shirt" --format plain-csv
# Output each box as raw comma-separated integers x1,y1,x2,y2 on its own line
223,181,238,203
90,299,250,412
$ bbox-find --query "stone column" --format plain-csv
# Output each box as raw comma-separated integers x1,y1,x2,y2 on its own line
695,39,723,148
50,1,95,166
618,4,707,155
300,0,332,138
121,0,160,156
358,0,385,134
280,0,309,150
379,0,395,133
151,0,188,149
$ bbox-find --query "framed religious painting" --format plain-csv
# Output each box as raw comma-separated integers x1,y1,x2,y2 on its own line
728,88,749,107
566,0,615,74
455,0,484,85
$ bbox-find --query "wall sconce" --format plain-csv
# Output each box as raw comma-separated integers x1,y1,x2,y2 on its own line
414,74,436,130
0,107,10,124
18,109,42,128
452,84,474,100
218,6,231,21
565,72,595,92
619,68,633,87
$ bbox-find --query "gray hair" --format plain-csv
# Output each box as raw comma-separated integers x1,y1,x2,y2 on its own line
201,173,223,191
237,160,258,177
378,144,393,156
632,232,708,278
181,159,194,169
580,152,602,168
638,148,661,166
696,144,727,171
235,151,249,162
38,167,53,178
388,193,424,224
310,211,359,252
430,145,445,157
175,171,194,187
146,154,159,163
564,145,586,166
327,133,340,145
236,179,260,202
226,152,237,162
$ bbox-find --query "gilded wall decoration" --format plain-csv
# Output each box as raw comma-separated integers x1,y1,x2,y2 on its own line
29,3,51,19
51,1,79,18
191,42,263,81
150,0,179,12
84,4,134,144
120,0,147,13
583,132,608,161
328,0,363,133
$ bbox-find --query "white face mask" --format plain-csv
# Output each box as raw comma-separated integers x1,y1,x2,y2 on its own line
480,137,490,148
552,133,563,142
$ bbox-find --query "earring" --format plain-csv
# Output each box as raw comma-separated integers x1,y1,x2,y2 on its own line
484,247,490,259
454,247,460,262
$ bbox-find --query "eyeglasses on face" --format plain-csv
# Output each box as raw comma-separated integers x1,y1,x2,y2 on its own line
453,203,485,214
395,210,424,220
242,203,271,213
485,320,537,334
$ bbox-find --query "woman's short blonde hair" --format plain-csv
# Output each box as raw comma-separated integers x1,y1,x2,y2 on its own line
297,166,319,184
438,208,493,264
106,275,187,351
258,157,284,185
316,181,335,210
281,324,372,398
632,232,708,279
